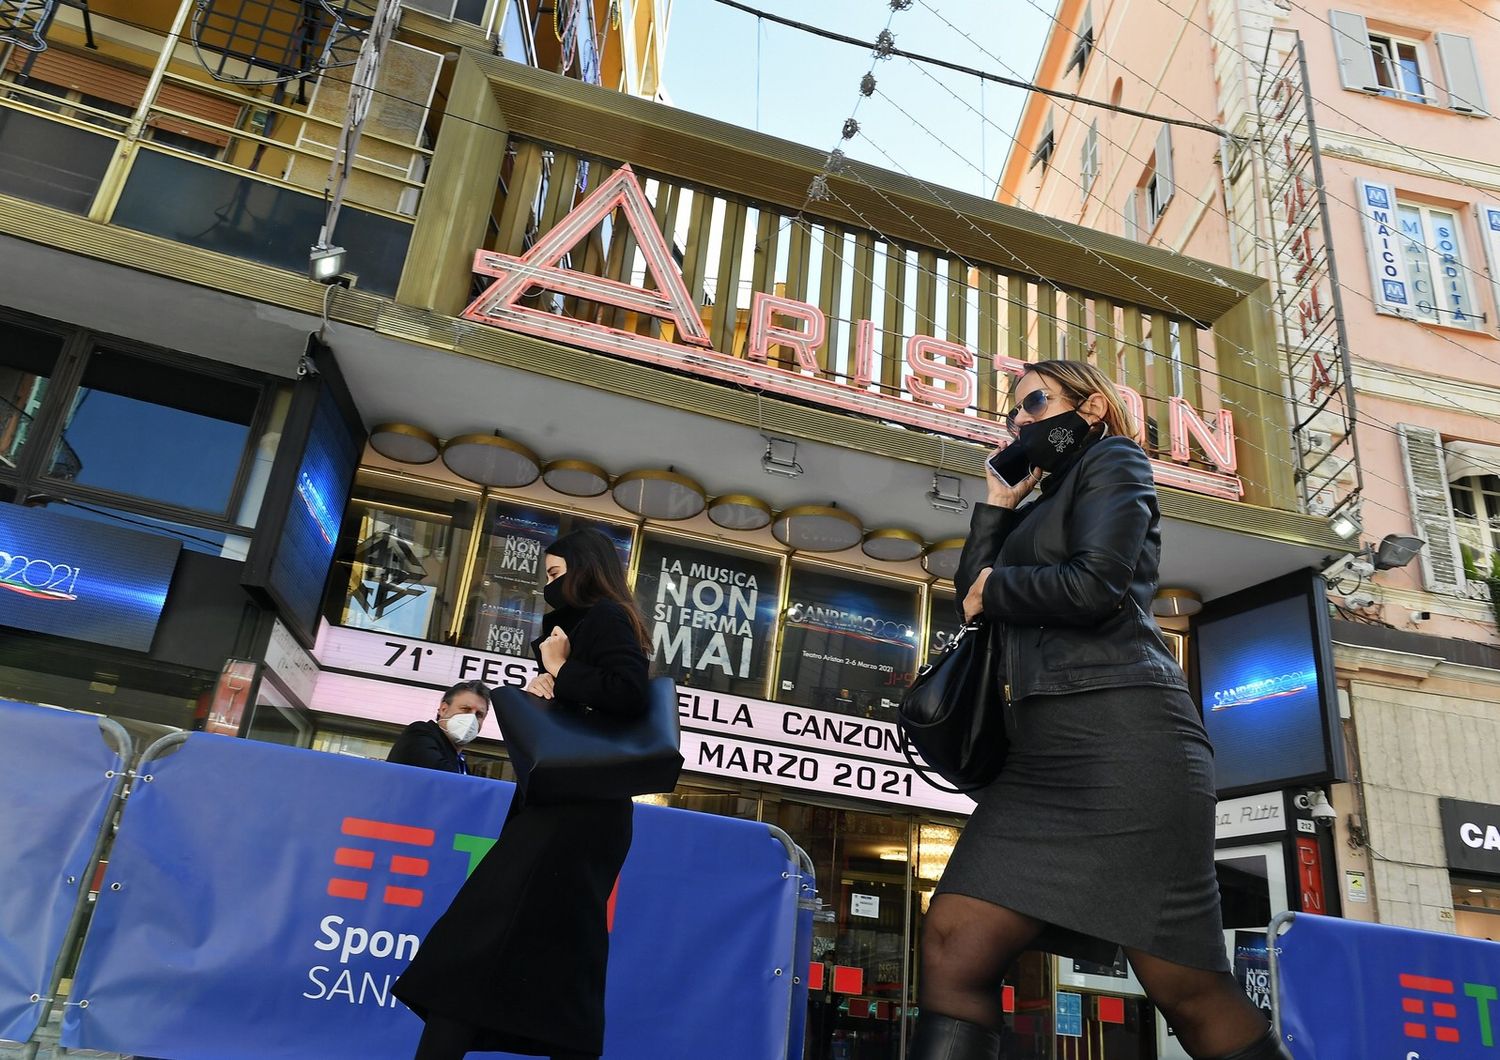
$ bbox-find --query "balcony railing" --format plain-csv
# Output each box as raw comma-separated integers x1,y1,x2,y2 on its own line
0,0,434,295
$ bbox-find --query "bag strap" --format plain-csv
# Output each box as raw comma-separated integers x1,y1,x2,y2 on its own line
898,731,989,795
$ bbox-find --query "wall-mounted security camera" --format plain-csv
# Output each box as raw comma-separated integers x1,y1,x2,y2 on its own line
1322,553,1373,581
1409,610,1432,623
1343,591,1377,609
1295,790,1338,826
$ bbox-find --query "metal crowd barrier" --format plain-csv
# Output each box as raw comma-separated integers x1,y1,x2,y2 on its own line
1270,909,1500,1058
38,730,811,1059
0,700,130,1059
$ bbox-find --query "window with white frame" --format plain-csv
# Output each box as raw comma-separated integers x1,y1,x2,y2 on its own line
1451,473,1500,568
1368,33,1431,103
1398,424,1500,594
1140,125,1174,230
1065,5,1094,76
1398,202,1482,329
1331,10,1489,115
1080,121,1100,196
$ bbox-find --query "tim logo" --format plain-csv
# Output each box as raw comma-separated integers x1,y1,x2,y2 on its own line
1398,971,1500,1048
1402,974,1463,1043
328,817,434,908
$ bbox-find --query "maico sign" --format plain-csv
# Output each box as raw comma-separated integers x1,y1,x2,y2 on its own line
461,166,1245,500
0,503,180,652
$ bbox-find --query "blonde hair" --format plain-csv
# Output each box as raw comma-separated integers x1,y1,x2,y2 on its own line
1011,359,1137,440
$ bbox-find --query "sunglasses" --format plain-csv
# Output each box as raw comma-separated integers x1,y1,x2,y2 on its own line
1004,387,1053,436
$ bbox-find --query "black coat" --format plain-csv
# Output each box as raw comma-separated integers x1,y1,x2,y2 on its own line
386,720,467,774
955,434,1187,702
393,601,649,1056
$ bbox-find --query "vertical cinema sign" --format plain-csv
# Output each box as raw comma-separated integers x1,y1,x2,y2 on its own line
462,165,1243,500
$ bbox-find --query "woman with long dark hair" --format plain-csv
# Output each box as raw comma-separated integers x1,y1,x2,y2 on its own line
395,527,651,1060
911,361,1287,1060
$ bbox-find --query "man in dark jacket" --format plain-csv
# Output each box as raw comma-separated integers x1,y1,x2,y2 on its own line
386,679,491,775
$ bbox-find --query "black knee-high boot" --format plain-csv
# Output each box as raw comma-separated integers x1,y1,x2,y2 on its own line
1201,1024,1292,1060
908,1012,1005,1060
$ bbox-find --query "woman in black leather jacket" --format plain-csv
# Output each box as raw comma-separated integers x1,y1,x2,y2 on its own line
910,361,1288,1060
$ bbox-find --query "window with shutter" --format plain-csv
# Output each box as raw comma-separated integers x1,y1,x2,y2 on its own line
1435,33,1490,116
1080,121,1099,197
1123,188,1140,240
1398,423,1468,594
1065,6,1094,76
4,46,238,149
1031,112,1055,171
1330,9,1379,93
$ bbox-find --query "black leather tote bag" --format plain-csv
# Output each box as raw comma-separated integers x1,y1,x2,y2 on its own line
490,676,684,804
897,620,1008,793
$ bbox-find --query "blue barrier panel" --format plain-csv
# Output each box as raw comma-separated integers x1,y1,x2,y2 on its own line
0,700,125,1044
1272,911,1500,1058
61,733,799,1059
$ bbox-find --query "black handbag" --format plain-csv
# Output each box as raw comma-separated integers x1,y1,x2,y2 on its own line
489,676,684,805
898,620,1009,793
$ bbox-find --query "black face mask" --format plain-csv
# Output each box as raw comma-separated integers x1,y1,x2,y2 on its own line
541,578,587,636
1015,410,1095,474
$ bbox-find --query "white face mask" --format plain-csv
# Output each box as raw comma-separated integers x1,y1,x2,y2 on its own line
443,713,481,745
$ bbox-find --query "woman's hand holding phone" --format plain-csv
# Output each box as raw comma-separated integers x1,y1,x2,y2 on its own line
985,445,1042,508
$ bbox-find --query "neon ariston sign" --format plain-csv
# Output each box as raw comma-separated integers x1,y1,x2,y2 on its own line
462,165,1243,499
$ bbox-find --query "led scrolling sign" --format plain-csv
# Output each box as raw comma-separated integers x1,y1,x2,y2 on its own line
461,166,1243,500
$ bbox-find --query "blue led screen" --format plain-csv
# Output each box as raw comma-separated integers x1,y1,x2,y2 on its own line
1196,592,1329,793
0,504,181,651
266,384,361,643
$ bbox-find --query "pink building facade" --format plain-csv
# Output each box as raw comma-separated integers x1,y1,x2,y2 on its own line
1000,0,1500,1001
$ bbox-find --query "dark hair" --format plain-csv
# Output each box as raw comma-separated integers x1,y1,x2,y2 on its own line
545,527,651,652
442,680,491,708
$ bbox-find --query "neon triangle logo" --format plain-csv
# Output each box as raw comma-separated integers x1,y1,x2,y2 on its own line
462,164,712,349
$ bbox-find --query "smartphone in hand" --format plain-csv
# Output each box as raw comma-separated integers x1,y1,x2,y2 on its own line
986,443,1033,488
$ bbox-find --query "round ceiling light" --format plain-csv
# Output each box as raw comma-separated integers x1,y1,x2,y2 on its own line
1152,588,1203,618
772,504,863,552
612,468,707,520
862,527,925,563
542,458,611,497
441,432,541,487
369,422,439,465
707,493,774,531
921,537,966,581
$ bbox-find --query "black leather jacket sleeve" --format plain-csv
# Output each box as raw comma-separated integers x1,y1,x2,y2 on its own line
980,438,1155,627
953,503,1021,621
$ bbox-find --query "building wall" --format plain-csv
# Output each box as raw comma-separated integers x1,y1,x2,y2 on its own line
1343,666,1500,932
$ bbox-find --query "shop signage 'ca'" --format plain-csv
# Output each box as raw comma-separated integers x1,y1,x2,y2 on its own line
461,166,1245,500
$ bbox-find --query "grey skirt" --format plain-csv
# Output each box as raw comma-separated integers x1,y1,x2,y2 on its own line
935,683,1229,972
